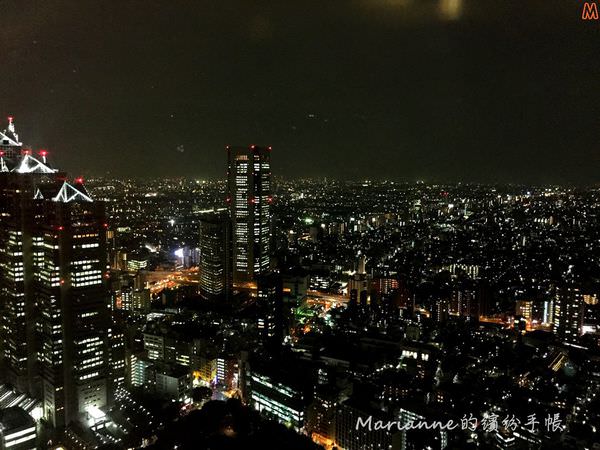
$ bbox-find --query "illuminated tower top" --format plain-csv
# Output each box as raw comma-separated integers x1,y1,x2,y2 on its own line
0,117,57,175
0,116,22,159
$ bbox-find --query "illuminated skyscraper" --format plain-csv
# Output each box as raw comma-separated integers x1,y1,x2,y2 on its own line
226,145,272,283
0,118,58,394
0,118,111,428
34,182,110,427
199,210,232,299
0,125,27,390
553,286,584,344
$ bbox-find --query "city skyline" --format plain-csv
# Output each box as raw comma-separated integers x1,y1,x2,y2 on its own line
1,2,600,450
1,1,598,184
2,113,600,449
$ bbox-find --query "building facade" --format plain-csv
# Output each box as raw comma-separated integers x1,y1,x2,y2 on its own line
0,118,111,429
226,145,271,283
256,272,283,343
35,182,111,428
248,370,306,432
199,210,232,299
553,286,584,344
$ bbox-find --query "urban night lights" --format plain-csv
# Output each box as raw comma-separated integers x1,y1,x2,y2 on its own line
1,2,600,450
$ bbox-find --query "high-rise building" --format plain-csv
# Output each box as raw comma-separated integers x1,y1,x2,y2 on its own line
226,145,271,284
198,210,232,299
108,319,127,393
432,298,450,323
306,386,338,445
583,294,600,334
35,179,111,428
553,286,584,344
348,255,373,309
0,118,59,394
0,118,111,428
256,272,283,344
451,285,480,320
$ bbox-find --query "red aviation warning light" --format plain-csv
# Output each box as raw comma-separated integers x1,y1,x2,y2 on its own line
39,149,48,163
75,177,84,184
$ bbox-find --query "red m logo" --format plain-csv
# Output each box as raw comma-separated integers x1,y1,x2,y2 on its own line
582,2,599,20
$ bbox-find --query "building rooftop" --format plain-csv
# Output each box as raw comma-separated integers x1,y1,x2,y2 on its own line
0,406,34,431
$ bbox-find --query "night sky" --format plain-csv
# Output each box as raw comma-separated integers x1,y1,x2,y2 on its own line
1,1,599,184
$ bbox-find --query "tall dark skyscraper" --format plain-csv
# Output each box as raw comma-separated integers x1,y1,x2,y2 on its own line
199,209,232,299
0,118,44,394
0,118,111,428
256,272,283,344
226,145,272,284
